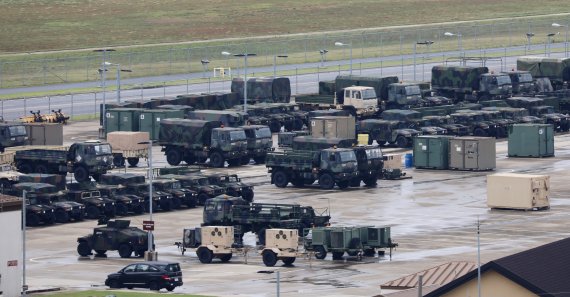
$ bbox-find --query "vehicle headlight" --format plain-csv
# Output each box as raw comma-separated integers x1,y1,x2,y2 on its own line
111,202,115,205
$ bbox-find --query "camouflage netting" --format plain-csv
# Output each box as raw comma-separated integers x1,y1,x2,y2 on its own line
431,66,488,91
517,56,570,81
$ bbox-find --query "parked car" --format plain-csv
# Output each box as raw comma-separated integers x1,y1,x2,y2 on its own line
105,261,182,291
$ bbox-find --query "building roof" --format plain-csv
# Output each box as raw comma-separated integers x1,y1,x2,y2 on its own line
425,237,570,297
381,261,476,290
379,284,441,297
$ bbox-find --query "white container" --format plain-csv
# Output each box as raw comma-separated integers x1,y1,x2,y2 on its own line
487,173,550,210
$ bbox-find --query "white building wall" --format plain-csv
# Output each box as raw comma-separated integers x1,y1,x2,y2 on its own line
0,210,22,297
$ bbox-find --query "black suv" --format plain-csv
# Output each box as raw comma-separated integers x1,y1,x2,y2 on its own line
105,261,182,291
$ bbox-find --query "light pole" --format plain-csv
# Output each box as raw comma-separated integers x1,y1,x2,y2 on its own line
319,49,328,66
93,49,115,133
335,42,353,75
139,140,155,260
273,55,288,78
221,51,231,69
552,23,569,57
414,41,434,81
22,190,27,297
101,62,132,103
526,32,535,55
444,32,463,64
546,33,558,56
233,53,256,113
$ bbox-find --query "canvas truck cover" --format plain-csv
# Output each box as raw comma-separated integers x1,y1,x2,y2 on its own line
335,75,398,99
431,66,489,91
517,56,570,81
158,118,222,147
100,173,145,185
186,110,246,127
291,136,356,150
231,77,291,103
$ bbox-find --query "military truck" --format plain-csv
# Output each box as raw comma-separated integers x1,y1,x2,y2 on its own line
258,103,297,131
0,123,27,152
506,97,570,131
13,182,84,223
203,196,330,244
357,119,420,148
485,107,545,124
270,103,308,130
266,148,358,190
304,226,397,260
99,173,174,212
77,220,150,258
245,104,293,132
160,174,225,205
422,116,470,136
502,70,535,95
295,86,380,117
231,77,291,104
351,146,384,187
158,119,247,168
449,112,494,137
186,110,247,127
381,110,447,135
14,141,113,182
517,56,570,90
65,185,117,219
152,179,198,209
199,172,254,202
239,125,273,164
431,65,512,101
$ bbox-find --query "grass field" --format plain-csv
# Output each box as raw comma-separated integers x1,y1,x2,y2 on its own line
39,290,210,297
1,0,570,53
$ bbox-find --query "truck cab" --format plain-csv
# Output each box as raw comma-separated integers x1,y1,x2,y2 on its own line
387,83,422,108
478,73,512,100
314,148,358,189
351,146,384,187
14,182,84,223
239,125,273,164
67,141,114,181
209,127,248,167
203,196,250,226
340,86,378,117
503,70,534,95
0,123,28,152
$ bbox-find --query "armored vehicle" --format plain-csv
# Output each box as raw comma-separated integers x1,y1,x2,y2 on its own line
266,148,358,190
203,196,330,244
290,136,356,151
304,226,397,260
14,141,113,182
65,185,116,219
95,183,146,215
14,182,84,223
351,146,384,187
506,97,570,131
431,66,512,101
502,70,535,95
186,110,247,127
474,110,510,138
23,195,56,226
517,56,570,90
152,179,198,209
422,116,470,136
449,112,494,137
199,172,254,202
357,119,420,148
99,173,174,212
381,109,447,135
485,107,545,124
160,174,225,205
77,220,150,258
231,77,291,104
158,119,247,168
239,125,273,164
0,123,27,152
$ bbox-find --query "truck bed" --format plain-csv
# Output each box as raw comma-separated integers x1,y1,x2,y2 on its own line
15,149,67,163
265,150,316,170
295,94,335,105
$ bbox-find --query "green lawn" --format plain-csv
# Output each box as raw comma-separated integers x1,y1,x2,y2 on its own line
40,289,211,297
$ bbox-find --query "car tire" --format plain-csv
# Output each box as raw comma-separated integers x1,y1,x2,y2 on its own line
77,242,91,257
209,152,225,168
127,157,139,167
272,170,289,188
314,245,327,260
149,281,160,291
118,244,133,258
108,279,121,289
262,250,278,267
166,286,175,292
197,247,213,264
166,149,182,166
318,173,334,190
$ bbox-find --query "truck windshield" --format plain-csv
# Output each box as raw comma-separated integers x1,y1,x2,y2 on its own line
365,148,383,160
338,151,356,162
229,131,246,141
405,86,421,96
519,73,533,83
8,125,27,137
361,89,377,99
94,144,112,155
496,75,511,86
254,127,272,138
171,182,181,189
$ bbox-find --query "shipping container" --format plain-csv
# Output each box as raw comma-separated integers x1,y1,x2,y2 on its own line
383,154,403,169
487,173,550,210
508,124,554,158
104,108,144,133
310,116,356,139
413,135,455,169
24,123,63,146
449,137,496,171
139,109,185,140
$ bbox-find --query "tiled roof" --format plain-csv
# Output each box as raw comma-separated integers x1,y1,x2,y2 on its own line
381,261,477,289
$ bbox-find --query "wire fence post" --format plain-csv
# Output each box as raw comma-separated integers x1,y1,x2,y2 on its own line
24,97,27,116
186,79,189,94
295,68,298,95
1,100,3,119
48,96,51,112
71,94,74,117
94,92,97,118
140,84,144,99
163,82,166,97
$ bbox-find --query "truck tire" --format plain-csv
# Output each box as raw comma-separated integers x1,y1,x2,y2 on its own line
166,149,182,166
314,246,327,259
253,156,266,164
336,180,350,189
127,158,139,167
19,162,33,174
73,166,89,183
219,253,233,263
269,121,281,133
262,250,278,267
197,247,213,264
319,173,335,190
26,213,40,227
115,203,128,216
197,193,210,205
363,176,378,187
282,257,296,266
272,170,289,188
54,209,69,223
241,156,251,165
113,155,125,167
241,188,254,202
118,244,133,258
332,251,344,260
395,136,409,148
35,164,49,174
85,205,100,219
209,152,225,168
473,128,487,137
77,242,92,257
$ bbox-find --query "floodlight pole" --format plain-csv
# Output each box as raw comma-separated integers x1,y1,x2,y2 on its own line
234,53,257,113
22,190,27,297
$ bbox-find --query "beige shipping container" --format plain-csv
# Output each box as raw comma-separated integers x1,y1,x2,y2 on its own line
106,132,150,151
24,123,63,145
310,116,355,139
383,154,403,169
487,173,550,210
449,137,496,171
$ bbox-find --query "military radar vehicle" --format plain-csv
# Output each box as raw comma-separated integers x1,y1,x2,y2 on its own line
76,220,150,258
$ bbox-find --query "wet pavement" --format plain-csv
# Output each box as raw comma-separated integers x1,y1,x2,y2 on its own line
25,121,570,296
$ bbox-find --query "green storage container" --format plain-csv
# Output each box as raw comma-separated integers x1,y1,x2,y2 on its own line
118,108,144,132
508,124,554,158
104,109,120,133
140,109,185,140
413,135,454,169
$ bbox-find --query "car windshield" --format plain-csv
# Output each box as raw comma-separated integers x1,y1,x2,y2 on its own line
405,86,421,96
338,151,356,162
229,131,246,141
361,89,377,99
365,148,383,159
519,73,533,83
496,75,511,86
94,144,112,155
198,178,209,186
254,127,272,138
228,175,239,182
8,125,27,137
171,181,181,189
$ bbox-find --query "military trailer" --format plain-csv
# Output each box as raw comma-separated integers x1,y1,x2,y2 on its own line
431,65,512,101
13,182,84,223
65,185,117,219
517,56,570,90
357,119,420,148
231,77,291,104
187,110,247,127
239,125,273,164
305,226,397,260
14,141,113,182
260,229,300,266
351,146,384,187
0,123,28,152
76,220,150,258
502,70,535,95
160,174,225,205
183,226,237,263
99,173,174,212
158,119,248,168
202,196,330,244
199,172,254,202
106,131,149,168
152,179,198,209
266,148,358,189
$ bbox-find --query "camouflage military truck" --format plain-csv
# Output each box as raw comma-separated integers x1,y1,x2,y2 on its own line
485,107,545,124
291,136,356,151
262,103,301,131
65,185,117,219
381,109,447,135
158,119,247,168
357,119,421,148
245,104,289,132
506,97,570,131
231,77,291,104
186,110,247,127
160,174,225,205
77,220,150,258
239,125,273,164
502,70,535,95
271,103,308,130
266,148,358,190
14,140,113,182
99,173,174,212
422,116,470,136
203,196,330,244
0,123,27,152
431,65,512,101
94,183,146,215
23,194,56,226
351,145,384,187
517,56,570,90
175,92,239,110
13,182,84,223
152,179,198,209
295,86,380,118
449,112,494,137
199,172,254,202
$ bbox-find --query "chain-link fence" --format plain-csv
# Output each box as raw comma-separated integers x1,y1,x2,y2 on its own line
1,15,569,89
